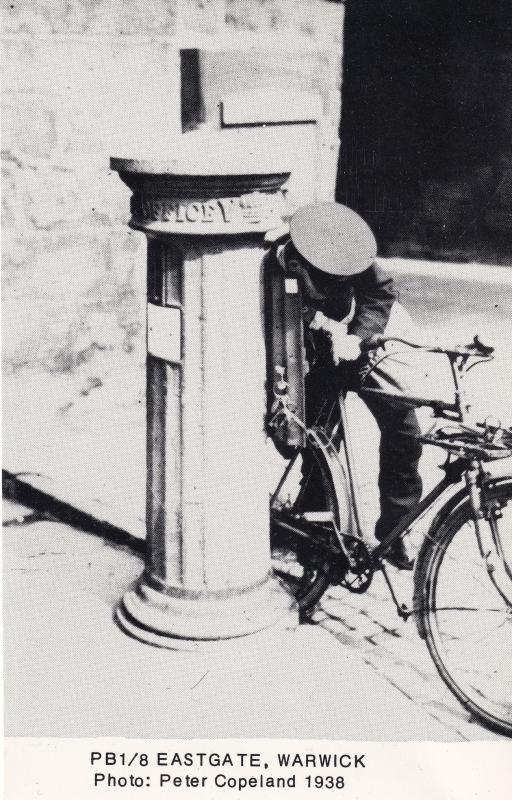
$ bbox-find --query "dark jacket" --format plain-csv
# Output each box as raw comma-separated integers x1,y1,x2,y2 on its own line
299,261,397,340
285,259,397,372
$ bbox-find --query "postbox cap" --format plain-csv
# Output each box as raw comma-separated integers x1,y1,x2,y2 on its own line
289,202,377,276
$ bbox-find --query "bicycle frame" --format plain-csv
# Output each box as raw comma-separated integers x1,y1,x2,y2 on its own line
328,340,512,608
271,334,512,613
317,342,468,539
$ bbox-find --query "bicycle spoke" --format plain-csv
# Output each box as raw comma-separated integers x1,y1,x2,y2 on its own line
424,519,506,595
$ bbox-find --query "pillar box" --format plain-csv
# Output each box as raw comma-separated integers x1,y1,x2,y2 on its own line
111,137,292,646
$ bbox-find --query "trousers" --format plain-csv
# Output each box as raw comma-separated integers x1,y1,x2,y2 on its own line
304,361,423,541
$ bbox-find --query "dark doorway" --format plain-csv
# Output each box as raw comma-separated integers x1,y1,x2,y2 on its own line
337,1,512,263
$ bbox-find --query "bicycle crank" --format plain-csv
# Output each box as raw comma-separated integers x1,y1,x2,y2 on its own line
333,535,374,593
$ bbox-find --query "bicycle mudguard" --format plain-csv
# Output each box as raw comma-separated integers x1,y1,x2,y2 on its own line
424,473,512,551
307,426,355,541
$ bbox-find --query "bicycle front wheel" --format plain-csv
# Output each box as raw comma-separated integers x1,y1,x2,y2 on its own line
415,481,512,737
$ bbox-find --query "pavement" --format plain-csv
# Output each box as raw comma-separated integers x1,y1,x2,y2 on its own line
3,257,512,740
2,497,505,741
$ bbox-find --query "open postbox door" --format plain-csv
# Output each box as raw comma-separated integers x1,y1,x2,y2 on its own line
265,237,308,453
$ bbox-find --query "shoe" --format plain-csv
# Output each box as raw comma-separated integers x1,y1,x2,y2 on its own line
382,539,415,571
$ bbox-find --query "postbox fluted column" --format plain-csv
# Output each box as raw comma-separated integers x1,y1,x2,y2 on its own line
111,147,292,645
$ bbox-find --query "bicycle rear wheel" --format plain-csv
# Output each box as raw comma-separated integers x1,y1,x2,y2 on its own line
270,440,347,615
414,481,512,736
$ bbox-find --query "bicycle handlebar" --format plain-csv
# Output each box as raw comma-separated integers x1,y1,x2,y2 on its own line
360,334,494,358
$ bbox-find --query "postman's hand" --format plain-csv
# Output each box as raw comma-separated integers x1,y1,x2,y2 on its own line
309,313,362,363
330,331,362,364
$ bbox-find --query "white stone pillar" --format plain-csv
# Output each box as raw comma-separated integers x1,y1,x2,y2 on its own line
111,141,291,645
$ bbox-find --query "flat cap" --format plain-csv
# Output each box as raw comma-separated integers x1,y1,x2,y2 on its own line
289,202,377,276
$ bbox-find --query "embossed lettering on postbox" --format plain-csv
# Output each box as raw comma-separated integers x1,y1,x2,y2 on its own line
139,192,278,226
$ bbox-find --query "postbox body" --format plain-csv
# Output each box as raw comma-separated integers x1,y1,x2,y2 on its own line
112,145,293,644
145,234,274,591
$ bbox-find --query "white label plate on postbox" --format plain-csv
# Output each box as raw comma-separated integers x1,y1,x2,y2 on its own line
147,303,181,364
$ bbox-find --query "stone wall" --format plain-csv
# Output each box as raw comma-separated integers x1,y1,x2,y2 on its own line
2,0,343,386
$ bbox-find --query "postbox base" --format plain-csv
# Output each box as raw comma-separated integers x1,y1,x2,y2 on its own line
115,573,294,649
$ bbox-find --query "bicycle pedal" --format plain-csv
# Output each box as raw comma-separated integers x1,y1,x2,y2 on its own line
299,608,315,624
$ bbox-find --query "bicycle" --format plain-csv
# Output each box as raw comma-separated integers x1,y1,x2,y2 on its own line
269,334,512,737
